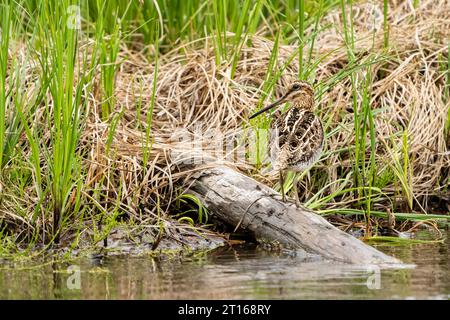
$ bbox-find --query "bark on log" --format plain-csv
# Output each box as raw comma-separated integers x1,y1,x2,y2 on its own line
187,166,401,265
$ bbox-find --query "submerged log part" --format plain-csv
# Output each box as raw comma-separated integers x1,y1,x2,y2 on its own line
187,166,401,265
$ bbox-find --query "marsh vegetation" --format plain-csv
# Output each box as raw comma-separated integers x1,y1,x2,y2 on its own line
0,0,449,258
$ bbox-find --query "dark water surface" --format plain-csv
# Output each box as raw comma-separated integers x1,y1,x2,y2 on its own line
0,230,448,299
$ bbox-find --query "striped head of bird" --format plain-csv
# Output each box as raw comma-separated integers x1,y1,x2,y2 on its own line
249,81,314,119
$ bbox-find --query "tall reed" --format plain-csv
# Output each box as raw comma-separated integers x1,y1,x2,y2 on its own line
37,0,89,242
0,1,12,170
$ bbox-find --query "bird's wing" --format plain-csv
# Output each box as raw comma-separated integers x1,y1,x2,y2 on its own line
270,109,323,170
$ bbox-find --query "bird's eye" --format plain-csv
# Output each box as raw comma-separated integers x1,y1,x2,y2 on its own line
292,83,301,90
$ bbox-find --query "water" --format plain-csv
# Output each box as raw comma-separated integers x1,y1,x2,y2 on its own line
0,230,448,299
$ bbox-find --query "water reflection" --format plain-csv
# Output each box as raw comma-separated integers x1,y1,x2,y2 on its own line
0,231,448,299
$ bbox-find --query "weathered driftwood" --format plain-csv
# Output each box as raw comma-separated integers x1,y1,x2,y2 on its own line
187,166,401,265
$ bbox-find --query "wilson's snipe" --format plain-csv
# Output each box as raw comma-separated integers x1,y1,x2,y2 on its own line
249,81,324,205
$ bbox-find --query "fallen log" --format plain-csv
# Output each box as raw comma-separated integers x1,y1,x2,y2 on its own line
187,166,401,265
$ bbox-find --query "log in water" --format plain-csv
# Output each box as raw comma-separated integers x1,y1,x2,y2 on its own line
187,166,401,265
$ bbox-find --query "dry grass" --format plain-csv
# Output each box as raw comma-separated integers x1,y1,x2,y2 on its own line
315,0,449,195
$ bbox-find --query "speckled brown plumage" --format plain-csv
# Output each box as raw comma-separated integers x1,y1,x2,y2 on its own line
270,107,324,172
249,80,324,204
